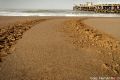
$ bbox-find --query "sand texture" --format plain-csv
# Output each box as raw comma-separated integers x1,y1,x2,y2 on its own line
0,18,47,61
0,17,120,80
83,18,120,40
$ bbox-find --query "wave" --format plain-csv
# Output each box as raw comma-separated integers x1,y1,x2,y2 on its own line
0,10,120,17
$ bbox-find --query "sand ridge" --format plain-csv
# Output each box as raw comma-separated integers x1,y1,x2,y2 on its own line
63,18,120,76
0,19,47,61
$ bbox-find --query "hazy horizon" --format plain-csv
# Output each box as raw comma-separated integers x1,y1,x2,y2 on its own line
0,0,120,10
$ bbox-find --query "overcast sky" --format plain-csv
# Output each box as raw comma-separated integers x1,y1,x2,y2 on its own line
0,0,120,9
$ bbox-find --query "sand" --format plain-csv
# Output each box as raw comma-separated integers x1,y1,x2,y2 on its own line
0,17,47,62
0,16,57,27
83,18,120,40
0,17,120,80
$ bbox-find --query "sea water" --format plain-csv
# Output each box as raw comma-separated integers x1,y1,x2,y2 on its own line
0,9,120,17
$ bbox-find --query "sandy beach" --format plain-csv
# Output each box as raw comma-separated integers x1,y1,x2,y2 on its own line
0,16,120,79
84,18,120,40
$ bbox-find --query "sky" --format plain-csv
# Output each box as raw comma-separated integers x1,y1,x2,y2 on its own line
0,0,120,9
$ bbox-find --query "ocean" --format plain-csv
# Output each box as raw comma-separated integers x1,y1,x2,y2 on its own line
0,9,120,17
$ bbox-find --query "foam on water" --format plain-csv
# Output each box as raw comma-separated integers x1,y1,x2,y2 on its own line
0,9,120,17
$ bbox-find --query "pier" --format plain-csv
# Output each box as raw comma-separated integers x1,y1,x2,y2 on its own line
73,2,120,13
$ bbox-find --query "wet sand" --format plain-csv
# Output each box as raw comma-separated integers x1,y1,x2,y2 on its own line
0,17,120,80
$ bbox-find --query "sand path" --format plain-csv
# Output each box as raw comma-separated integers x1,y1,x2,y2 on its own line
0,19,112,80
